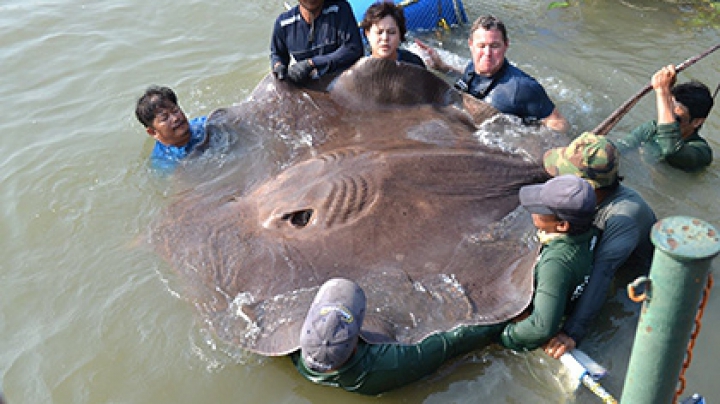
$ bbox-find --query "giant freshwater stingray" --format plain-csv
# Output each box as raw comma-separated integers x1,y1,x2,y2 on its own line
151,58,565,356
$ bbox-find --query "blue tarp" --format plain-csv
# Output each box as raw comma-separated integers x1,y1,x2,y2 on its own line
348,0,468,32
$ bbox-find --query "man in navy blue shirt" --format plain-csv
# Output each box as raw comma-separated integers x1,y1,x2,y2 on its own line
135,86,207,171
417,15,569,134
271,0,364,85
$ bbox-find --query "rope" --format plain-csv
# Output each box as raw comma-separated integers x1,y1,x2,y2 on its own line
673,273,714,403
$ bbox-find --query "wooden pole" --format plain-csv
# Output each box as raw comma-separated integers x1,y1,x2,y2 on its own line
591,43,720,137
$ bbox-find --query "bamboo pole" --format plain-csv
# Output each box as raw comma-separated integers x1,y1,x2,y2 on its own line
591,43,720,137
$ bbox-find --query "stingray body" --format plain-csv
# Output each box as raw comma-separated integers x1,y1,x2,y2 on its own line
152,58,559,356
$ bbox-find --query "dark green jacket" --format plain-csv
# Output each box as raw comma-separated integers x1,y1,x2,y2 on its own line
615,120,712,171
291,323,505,395
499,230,596,351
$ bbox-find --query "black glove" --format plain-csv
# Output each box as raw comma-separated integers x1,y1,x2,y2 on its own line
287,60,314,85
273,64,287,81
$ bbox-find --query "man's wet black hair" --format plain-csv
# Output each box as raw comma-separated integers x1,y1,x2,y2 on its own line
135,86,179,128
672,80,713,121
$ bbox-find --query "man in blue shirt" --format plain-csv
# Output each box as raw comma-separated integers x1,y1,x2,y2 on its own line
417,15,569,134
270,0,364,85
135,86,207,171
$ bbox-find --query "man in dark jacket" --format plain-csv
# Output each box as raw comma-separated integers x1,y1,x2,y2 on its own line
270,0,364,85
542,133,656,359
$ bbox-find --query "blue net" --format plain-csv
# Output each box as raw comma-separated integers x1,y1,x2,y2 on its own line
349,0,468,32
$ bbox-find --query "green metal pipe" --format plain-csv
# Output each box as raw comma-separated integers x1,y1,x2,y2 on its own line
620,216,720,404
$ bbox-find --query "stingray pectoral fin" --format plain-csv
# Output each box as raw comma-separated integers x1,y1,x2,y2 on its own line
462,92,500,125
331,57,462,110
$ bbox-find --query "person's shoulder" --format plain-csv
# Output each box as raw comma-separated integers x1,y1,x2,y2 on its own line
685,131,711,145
546,231,595,253
603,185,648,205
188,117,207,145
535,244,573,277
325,0,351,7
149,142,180,171
151,139,171,158
597,186,656,224
398,49,426,68
548,232,596,273
324,0,352,13
621,184,652,199
502,61,546,95
504,60,538,82
570,229,597,245
189,115,207,127
541,236,577,256
276,7,300,26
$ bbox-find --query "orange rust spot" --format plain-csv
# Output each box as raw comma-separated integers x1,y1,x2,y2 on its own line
668,238,678,249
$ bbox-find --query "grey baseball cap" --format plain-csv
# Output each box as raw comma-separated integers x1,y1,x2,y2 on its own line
299,278,366,372
519,174,596,228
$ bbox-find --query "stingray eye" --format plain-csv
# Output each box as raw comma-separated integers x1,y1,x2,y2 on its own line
281,209,314,228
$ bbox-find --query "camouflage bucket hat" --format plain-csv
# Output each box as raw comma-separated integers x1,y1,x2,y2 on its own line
543,132,619,189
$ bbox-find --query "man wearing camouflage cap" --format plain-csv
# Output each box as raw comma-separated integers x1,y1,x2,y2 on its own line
540,132,657,359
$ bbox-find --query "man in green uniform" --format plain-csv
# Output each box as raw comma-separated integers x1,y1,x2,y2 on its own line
615,64,714,171
291,278,504,395
499,175,597,351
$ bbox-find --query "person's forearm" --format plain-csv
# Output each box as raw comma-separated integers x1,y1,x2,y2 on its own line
500,292,564,351
652,65,676,125
655,87,675,125
311,42,361,74
413,39,462,75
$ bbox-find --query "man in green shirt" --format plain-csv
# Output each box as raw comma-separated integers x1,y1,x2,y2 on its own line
615,65,714,171
292,278,504,395
499,175,597,351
